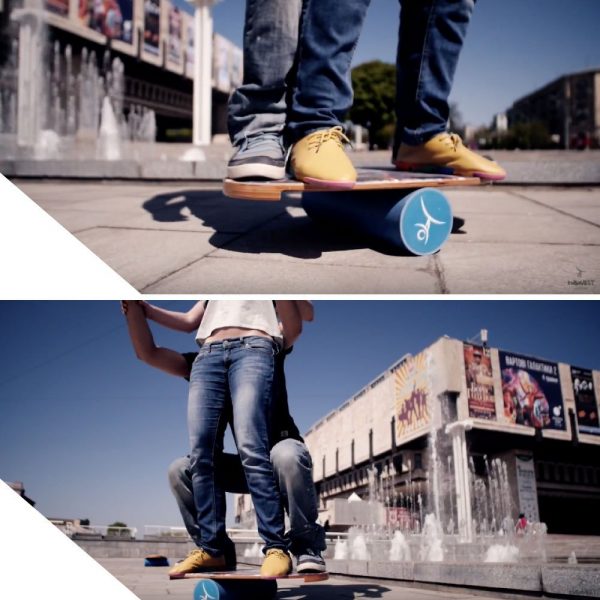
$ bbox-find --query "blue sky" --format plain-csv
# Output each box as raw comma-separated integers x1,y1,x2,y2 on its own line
1,300,599,534
211,0,600,127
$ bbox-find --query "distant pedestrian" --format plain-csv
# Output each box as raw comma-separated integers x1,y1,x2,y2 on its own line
515,513,528,534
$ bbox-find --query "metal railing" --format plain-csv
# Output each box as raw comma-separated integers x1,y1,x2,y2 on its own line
50,521,137,539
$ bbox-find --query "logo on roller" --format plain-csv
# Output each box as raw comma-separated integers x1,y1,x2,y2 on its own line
196,581,218,600
415,196,446,245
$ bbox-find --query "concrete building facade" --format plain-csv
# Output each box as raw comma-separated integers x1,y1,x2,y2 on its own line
0,0,240,142
507,68,600,149
234,337,600,537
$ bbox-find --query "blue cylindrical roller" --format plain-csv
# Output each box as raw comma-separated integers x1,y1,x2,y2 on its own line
193,578,277,600
301,187,453,255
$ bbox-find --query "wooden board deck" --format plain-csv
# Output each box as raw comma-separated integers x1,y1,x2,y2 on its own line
223,168,481,201
171,569,329,583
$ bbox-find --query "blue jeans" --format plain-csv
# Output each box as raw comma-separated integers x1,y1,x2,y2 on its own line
393,0,476,149
227,0,303,146
168,439,326,554
287,0,371,141
287,0,474,144
187,336,286,555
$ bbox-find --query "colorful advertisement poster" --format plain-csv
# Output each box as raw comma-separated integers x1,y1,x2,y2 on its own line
46,0,69,17
168,3,183,64
499,351,565,430
571,366,600,435
143,0,160,55
464,343,496,420
515,454,540,522
78,0,134,44
394,352,430,440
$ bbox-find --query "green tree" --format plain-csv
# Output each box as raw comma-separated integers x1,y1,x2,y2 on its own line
107,521,131,537
349,61,396,149
504,121,552,150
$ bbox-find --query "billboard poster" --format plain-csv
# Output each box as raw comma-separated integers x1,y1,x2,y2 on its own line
78,0,134,44
184,13,194,78
571,366,600,435
168,3,183,64
213,34,231,93
395,352,430,440
463,343,496,420
143,0,161,55
45,0,69,17
499,350,565,430
515,454,540,522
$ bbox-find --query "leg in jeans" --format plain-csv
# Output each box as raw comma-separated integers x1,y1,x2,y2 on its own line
392,0,504,178
168,456,202,546
168,453,248,566
226,0,303,179
187,348,230,557
270,439,326,555
287,0,371,186
287,0,372,141
228,337,288,553
228,0,302,145
394,0,476,151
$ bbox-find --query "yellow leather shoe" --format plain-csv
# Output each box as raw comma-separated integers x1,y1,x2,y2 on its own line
168,548,226,576
260,548,293,577
395,132,506,181
291,126,357,189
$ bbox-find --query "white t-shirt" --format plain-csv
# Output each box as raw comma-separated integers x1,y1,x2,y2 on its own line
196,300,282,347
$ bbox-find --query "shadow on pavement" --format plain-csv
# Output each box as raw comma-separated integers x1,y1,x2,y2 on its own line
278,582,392,599
142,189,417,259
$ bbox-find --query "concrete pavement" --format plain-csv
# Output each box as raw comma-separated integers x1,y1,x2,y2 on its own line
98,558,502,600
12,178,600,294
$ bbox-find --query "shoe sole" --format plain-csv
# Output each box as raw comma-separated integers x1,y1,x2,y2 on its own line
296,562,327,573
227,162,286,180
394,161,506,181
302,177,356,190
169,565,229,578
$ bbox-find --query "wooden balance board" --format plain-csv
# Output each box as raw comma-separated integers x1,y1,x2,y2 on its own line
224,169,481,255
172,569,329,600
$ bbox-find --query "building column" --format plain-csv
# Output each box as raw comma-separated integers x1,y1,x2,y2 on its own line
191,0,218,146
445,419,474,543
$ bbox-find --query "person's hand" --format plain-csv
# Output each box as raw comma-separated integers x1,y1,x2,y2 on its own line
120,300,146,316
120,300,131,315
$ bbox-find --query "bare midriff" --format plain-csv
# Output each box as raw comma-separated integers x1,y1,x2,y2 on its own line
204,327,272,344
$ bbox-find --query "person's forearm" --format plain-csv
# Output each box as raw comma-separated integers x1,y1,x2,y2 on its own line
143,301,205,333
296,300,314,322
123,301,159,361
122,301,191,378
275,300,303,348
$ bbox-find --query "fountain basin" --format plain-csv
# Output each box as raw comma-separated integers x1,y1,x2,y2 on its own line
240,554,599,597
0,157,226,180
542,565,600,598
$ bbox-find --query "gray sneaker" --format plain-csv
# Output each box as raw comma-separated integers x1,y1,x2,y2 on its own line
296,548,326,573
227,133,287,180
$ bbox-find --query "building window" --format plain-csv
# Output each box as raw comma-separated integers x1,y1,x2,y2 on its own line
414,453,423,470
586,467,594,485
554,464,562,482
